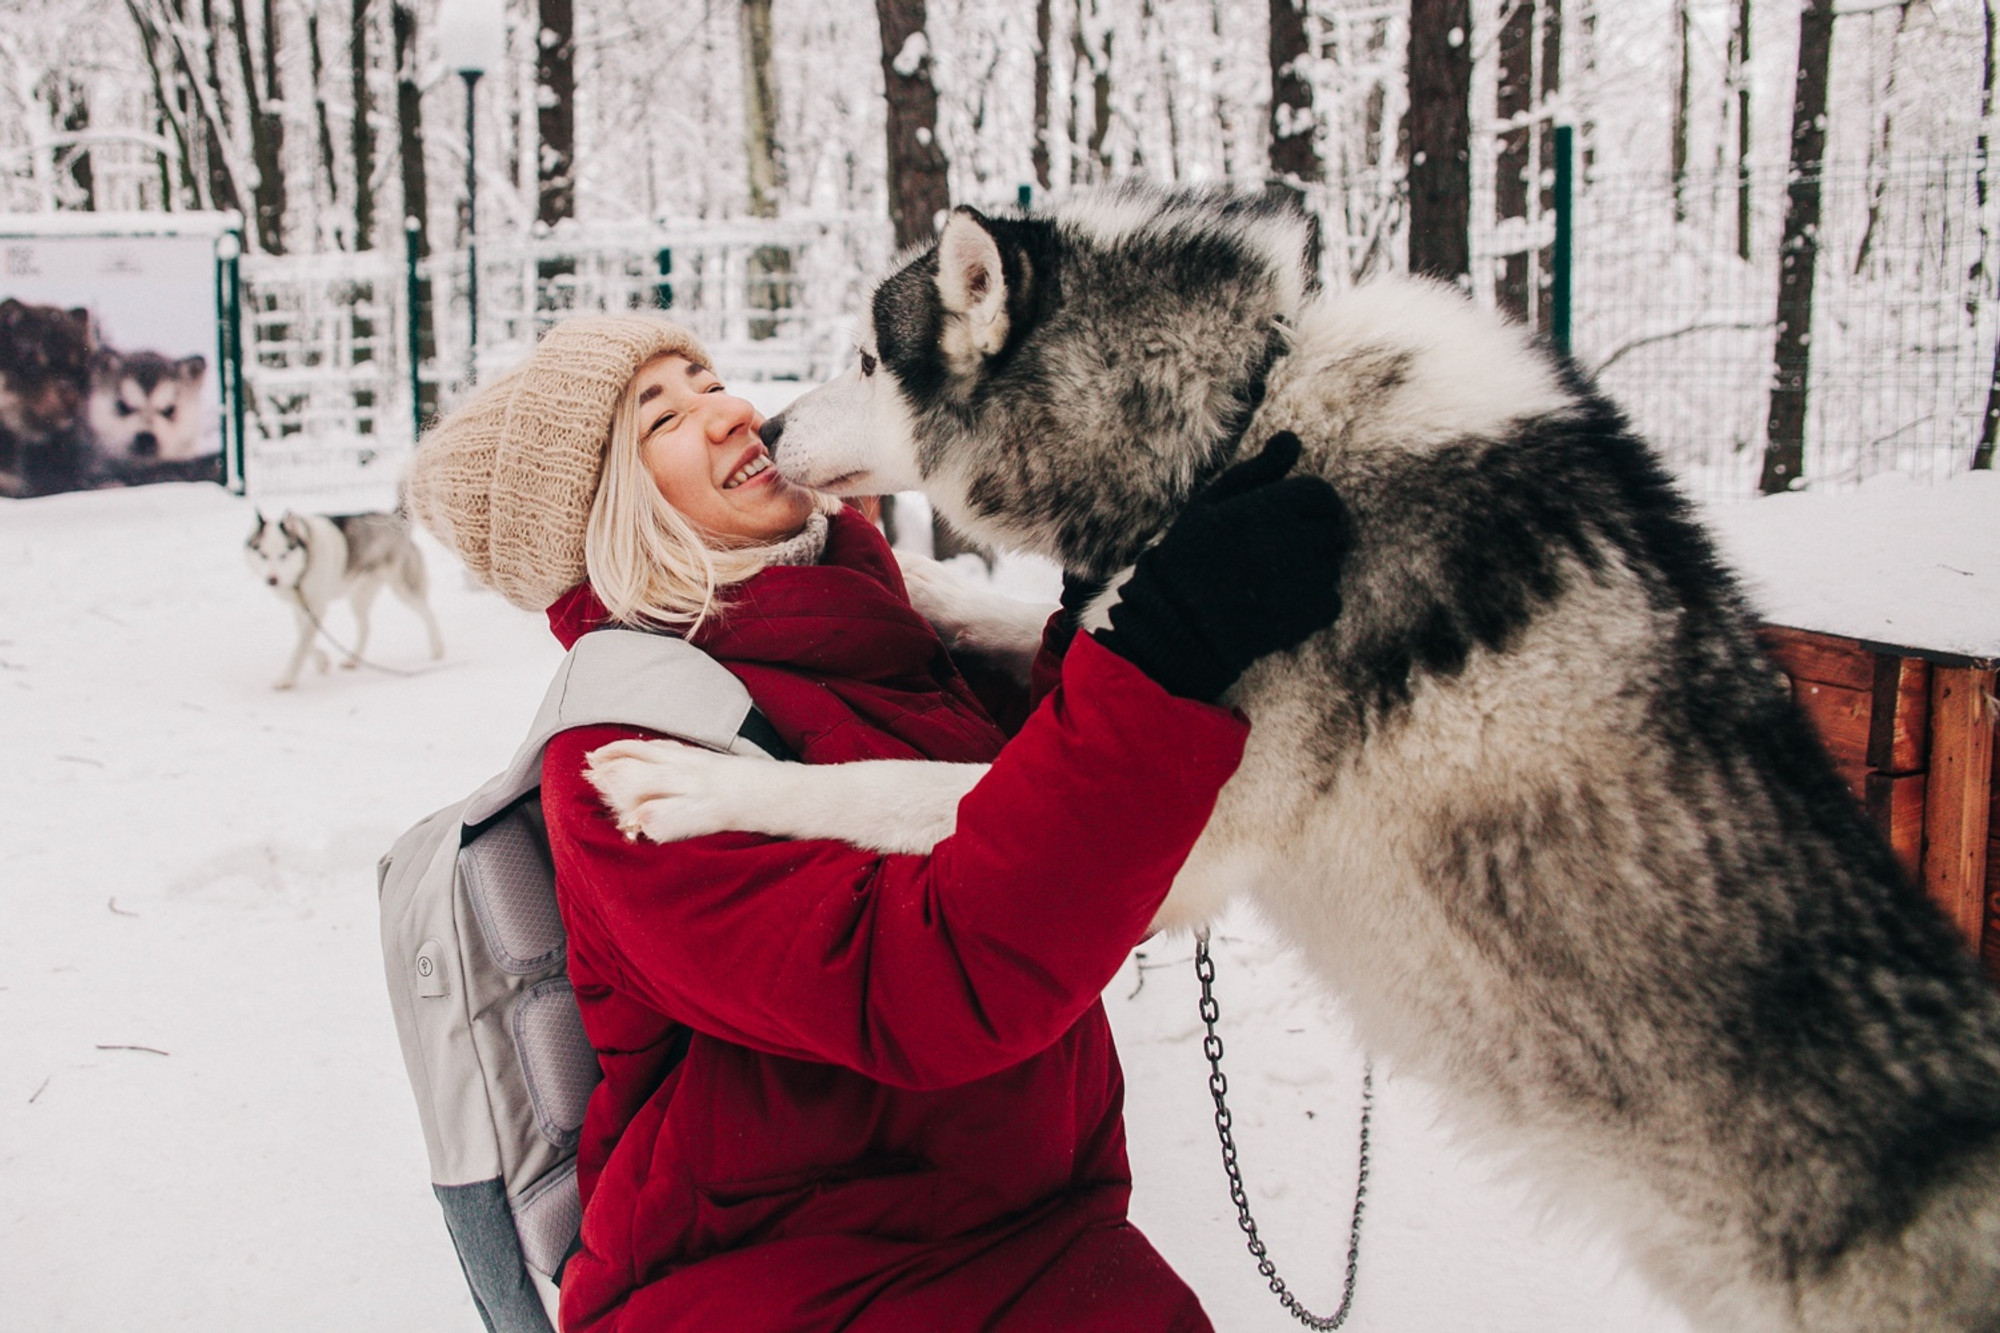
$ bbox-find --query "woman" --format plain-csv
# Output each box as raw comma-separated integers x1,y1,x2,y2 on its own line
404,315,1341,1332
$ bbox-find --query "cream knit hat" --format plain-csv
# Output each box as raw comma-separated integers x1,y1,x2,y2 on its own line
403,314,711,611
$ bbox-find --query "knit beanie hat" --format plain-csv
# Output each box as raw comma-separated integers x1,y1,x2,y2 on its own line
403,314,711,611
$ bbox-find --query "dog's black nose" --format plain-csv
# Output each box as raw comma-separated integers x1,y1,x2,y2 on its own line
132,433,158,457
758,414,786,456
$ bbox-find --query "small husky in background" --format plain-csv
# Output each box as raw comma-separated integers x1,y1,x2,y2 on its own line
587,185,2000,1331
243,511,444,689
88,348,208,466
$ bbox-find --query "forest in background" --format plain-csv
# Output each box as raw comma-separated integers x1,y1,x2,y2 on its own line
0,0,1987,271
0,0,1994,494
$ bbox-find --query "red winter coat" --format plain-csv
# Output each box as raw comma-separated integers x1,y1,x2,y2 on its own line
540,509,1247,1332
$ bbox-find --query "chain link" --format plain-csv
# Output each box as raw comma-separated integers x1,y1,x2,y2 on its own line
1194,930,1372,1330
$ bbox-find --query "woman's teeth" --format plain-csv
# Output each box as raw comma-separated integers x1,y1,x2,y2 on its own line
724,456,771,489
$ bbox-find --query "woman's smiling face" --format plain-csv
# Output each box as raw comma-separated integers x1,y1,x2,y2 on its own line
633,354,818,544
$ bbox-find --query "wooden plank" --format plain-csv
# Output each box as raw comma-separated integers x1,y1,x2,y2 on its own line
1758,625,1876,692
1866,654,1930,775
1865,772,1927,885
1986,746,2000,985
1987,833,2000,986
1792,679,1875,773
1921,667,1996,951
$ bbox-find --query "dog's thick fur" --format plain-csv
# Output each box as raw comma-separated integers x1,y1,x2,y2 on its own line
243,511,443,689
587,187,2000,1331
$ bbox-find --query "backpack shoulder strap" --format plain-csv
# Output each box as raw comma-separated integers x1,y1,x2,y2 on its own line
462,628,783,827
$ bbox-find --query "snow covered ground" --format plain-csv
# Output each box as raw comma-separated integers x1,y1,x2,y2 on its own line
0,478,1707,1331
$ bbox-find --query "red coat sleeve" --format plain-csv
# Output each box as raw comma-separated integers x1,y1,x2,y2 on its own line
542,633,1246,1091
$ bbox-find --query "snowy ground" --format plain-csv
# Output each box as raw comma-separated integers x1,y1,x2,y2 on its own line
33,452,1893,1332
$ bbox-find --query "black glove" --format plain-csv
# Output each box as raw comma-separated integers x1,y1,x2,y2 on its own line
1044,569,1110,657
1096,432,1351,701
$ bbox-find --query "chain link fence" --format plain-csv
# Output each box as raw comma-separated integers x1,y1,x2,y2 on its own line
1570,153,1996,502
233,156,1996,510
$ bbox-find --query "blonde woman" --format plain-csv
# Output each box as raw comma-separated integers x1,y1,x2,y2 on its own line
404,315,1342,1332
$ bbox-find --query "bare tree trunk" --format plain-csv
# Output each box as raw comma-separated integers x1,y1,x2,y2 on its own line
1535,0,1563,328
1032,0,1053,190
1496,0,1535,320
1732,0,1752,260
229,0,287,252
1759,0,1836,494
43,79,95,209
308,5,342,231
393,2,428,258
741,0,780,218
1068,0,1113,183
741,0,791,339
128,1,200,207
393,0,436,427
1091,24,1113,179
876,0,950,251
1975,0,1996,469
350,0,375,250
1852,0,1914,274
1268,0,1322,186
1671,0,1691,222
878,0,976,558
197,0,242,218
1406,0,1472,282
538,0,576,228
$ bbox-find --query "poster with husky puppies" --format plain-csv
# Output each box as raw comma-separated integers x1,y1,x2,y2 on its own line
1,222,227,498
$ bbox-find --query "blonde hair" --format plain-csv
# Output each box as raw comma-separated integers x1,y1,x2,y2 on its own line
583,357,837,634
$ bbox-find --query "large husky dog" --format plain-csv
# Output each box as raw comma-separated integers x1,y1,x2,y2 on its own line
585,187,2000,1331
243,511,444,689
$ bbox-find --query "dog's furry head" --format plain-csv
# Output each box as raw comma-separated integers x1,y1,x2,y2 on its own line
88,348,207,461
243,511,312,591
766,184,1321,576
0,298,94,443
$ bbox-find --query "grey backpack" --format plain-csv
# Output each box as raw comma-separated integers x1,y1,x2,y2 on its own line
377,629,790,1333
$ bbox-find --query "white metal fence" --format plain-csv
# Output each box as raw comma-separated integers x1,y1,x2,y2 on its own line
237,215,892,510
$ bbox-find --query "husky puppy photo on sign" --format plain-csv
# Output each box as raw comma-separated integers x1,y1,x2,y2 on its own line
86,347,213,483
0,297,96,497
243,511,444,690
584,186,2000,1332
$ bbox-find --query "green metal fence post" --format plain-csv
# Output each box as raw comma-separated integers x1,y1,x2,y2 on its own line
1551,125,1573,355
214,229,246,492
213,232,239,491
406,219,424,446
656,247,674,309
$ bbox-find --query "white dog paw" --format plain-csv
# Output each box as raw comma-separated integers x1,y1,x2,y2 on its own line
584,738,750,844
893,549,982,646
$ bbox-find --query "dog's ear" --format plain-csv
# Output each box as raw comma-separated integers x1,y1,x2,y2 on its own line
176,354,207,383
936,208,1010,367
280,512,308,544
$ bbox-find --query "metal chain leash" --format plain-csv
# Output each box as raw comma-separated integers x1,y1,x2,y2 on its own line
287,589,438,679
1195,930,1373,1330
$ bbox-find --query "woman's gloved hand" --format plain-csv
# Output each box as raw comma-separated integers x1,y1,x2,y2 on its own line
1096,431,1352,702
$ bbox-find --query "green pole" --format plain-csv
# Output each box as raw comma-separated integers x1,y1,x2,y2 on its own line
406,219,425,446
213,233,237,491
1551,125,1573,355
1017,183,1033,211
223,231,245,492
